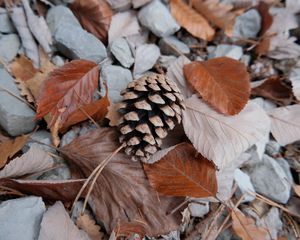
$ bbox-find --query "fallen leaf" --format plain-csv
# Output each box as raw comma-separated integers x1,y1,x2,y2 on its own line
10,55,38,81
39,201,90,240
251,76,293,106
293,184,300,197
184,57,250,115
182,95,271,169
70,0,113,43
105,103,123,127
36,60,99,128
76,213,103,240
0,135,30,169
170,0,215,41
289,67,300,101
268,105,300,145
0,144,53,178
256,1,273,36
0,178,85,202
192,0,238,36
231,209,268,240
144,143,217,198
61,128,185,237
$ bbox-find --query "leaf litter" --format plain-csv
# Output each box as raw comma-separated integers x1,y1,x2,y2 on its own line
1,0,300,239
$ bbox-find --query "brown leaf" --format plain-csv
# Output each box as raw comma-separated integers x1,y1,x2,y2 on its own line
0,178,85,202
10,55,38,81
143,143,217,198
192,0,238,36
184,57,250,115
70,0,113,43
251,76,293,105
0,135,30,169
293,184,300,197
61,128,185,237
170,0,215,41
36,60,99,128
76,213,103,240
231,209,268,240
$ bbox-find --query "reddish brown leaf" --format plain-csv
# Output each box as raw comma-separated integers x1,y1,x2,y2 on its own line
36,60,99,128
0,135,30,169
170,0,215,41
143,143,217,198
184,57,250,115
251,76,293,105
61,88,110,132
0,178,85,202
70,0,113,43
61,128,185,237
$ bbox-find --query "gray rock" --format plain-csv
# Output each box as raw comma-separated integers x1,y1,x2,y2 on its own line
245,154,291,204
208,44,243,60
108,0,131,11
23,130,53,153
138,0,180,37
159,55,177,68
266,140,281,156
188,200,209,218
0,197,45,240
101,65,133,103
46,5,81,34
51,55,65,67
159,36,190,56
39,164,71,180
0,8,16,33
234,169,255,202
233,9,261,39
0,34,20,63
257,207,282,240
110,38,134,68
0,69,36,136
54,23,107,63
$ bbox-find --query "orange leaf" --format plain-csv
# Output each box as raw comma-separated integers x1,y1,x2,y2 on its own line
231,209,268,240
184,57,250,115
10,55,38,81
170,0,215,41
36,60,99,128
70,0,113,43
0,135,30,168
143,143,217,198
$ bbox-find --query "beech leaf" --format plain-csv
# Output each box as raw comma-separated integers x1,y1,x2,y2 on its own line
268,105,300,145
170,0,215,41
143,143,217,198
0,144,54,179
182,95,271,169
38,201,90,240
70,0,113,43
61,128,185,237
184,57,250,115
36,60,99,128
231,209,268,240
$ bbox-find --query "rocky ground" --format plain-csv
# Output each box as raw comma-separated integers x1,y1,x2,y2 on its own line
0,0,300,239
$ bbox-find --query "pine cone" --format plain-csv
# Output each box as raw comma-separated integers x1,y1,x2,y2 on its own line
118,73,185,162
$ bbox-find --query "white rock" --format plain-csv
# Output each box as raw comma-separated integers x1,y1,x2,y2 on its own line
188,200,209,218
51,55,65,67
233,9,262,39
257,207,282,240
0,34,20,63
159,36,190,56
0,8,16,33
132,0,152,8
110,38,134,68
126,28,149,52
101,65,133,103
133,44,160,77
265,140,281,156
0,197,45,240
159,55,177,68
251,97,277,112
208,44,243,60
246,154,291,204
138,0,180,37
234,169,256,202
107,0,131,11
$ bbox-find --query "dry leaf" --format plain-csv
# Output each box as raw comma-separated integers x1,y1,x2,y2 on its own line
293,184,300,197
36,60,99,128
76,213,103,240
289,67,300,101
184,57,250,115
39,201,90,240
61,128,185,237
0,135,29,169
10,55,38,81
166,56,193,99
231,209,268,240
192,0,238,36
182,95,271,169
70,0,113,43
251,76,293,106
170,0,215,41
0,144,54,178
108,10,141,43
268,105,300,145
144,143,217,198
105,103,123,127
0,178,85,202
